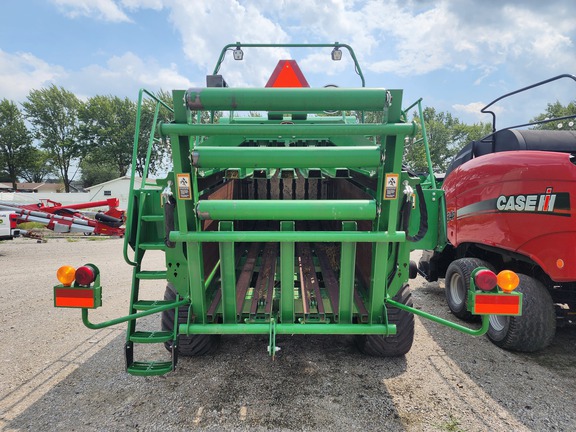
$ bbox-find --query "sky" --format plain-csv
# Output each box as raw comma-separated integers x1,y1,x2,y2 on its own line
1,0,575,129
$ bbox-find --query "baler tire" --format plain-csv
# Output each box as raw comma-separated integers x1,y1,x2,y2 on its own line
486,274,555,352
355,284,415,357
161,284,219,356
445,258,493,322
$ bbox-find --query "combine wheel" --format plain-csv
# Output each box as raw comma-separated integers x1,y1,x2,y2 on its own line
356,284,414,357
445,258,493,321
487,274,555,352
161,283,219,356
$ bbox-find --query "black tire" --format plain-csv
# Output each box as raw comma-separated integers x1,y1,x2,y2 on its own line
161,283,219,356
487,274,555,352
445,258,493,321
356,284,415,357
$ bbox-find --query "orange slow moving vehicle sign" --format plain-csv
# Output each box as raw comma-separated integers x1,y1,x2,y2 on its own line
265,60,310,88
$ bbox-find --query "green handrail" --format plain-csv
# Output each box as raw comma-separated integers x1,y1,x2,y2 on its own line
123,89,174,266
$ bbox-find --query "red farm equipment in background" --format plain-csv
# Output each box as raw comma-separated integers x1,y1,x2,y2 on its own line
0,197,125,237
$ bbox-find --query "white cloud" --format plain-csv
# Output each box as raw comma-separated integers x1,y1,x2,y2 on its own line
0,50,67,101
72,52,194,98
165,0,291,86
120,0,164,10
51,0,132,22
453,102,504,123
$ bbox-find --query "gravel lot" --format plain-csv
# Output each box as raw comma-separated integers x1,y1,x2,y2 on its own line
1,236,575,431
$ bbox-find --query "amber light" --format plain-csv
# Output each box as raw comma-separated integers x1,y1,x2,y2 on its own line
57,265,76,286
497,270,520,292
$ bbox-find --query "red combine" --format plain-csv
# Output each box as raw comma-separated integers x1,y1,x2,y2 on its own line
418,74,576,352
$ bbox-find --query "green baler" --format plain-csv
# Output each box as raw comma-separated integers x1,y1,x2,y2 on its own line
54,44,522,376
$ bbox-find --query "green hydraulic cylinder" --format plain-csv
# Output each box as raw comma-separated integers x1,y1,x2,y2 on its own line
195,200,377,221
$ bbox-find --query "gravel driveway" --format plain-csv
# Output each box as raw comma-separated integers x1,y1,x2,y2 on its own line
1,236,575,431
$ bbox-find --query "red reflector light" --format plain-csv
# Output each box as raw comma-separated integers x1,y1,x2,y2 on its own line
75,265,96,286
474,293,521,315
474,269,497,291
54,288,95,308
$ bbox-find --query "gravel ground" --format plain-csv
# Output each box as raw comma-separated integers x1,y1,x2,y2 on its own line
1,236,575,431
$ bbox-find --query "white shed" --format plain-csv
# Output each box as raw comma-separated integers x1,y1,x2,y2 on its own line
85,176,157,210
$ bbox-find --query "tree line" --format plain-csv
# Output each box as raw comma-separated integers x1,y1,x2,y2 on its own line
1,85,574,191
0,85,173,192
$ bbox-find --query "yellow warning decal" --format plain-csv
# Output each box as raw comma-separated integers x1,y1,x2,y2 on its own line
176,173,192,200
384,173,399,200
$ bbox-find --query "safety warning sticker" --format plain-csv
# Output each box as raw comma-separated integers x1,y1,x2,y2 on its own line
176,173,192,200
384,173,399,200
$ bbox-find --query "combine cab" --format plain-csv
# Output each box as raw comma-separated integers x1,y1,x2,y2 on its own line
53,43,522,376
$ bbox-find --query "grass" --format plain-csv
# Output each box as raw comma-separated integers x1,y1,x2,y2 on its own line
17,222,46,230
440,416,463,432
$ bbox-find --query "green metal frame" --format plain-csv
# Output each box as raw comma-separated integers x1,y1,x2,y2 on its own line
53,43,522,376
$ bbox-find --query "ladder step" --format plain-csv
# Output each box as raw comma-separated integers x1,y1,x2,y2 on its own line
139,242,166,251
136,270,167,280
130,330,173,343
133,300,175,311
141,214,164,222
127,361,173,376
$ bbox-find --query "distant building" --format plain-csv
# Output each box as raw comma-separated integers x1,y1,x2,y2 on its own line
85,176,157,210
0,182,67,193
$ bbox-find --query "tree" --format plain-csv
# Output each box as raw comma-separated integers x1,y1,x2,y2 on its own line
405,107,491,173
0,99,33,189
531,100,576,131
80,95,136,180
22,85,84,192
79,158,119,187
18,147,55,183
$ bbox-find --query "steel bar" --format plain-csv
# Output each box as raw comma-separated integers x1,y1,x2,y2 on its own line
297,243,324,319
280,221,295,324
185,88,390,111
250,243,278,318
236,243,261,317
219,221,236,324
339,222,357,323
387,299,491,336
82,299,189,330
192,146,381,169
206,289,221,322
196,199,377,221
170,230,405,243
264,244,278,318
180,322,397,335
314,243,340,320
353,289,369,323
161,122,416,138
297,246,310,318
